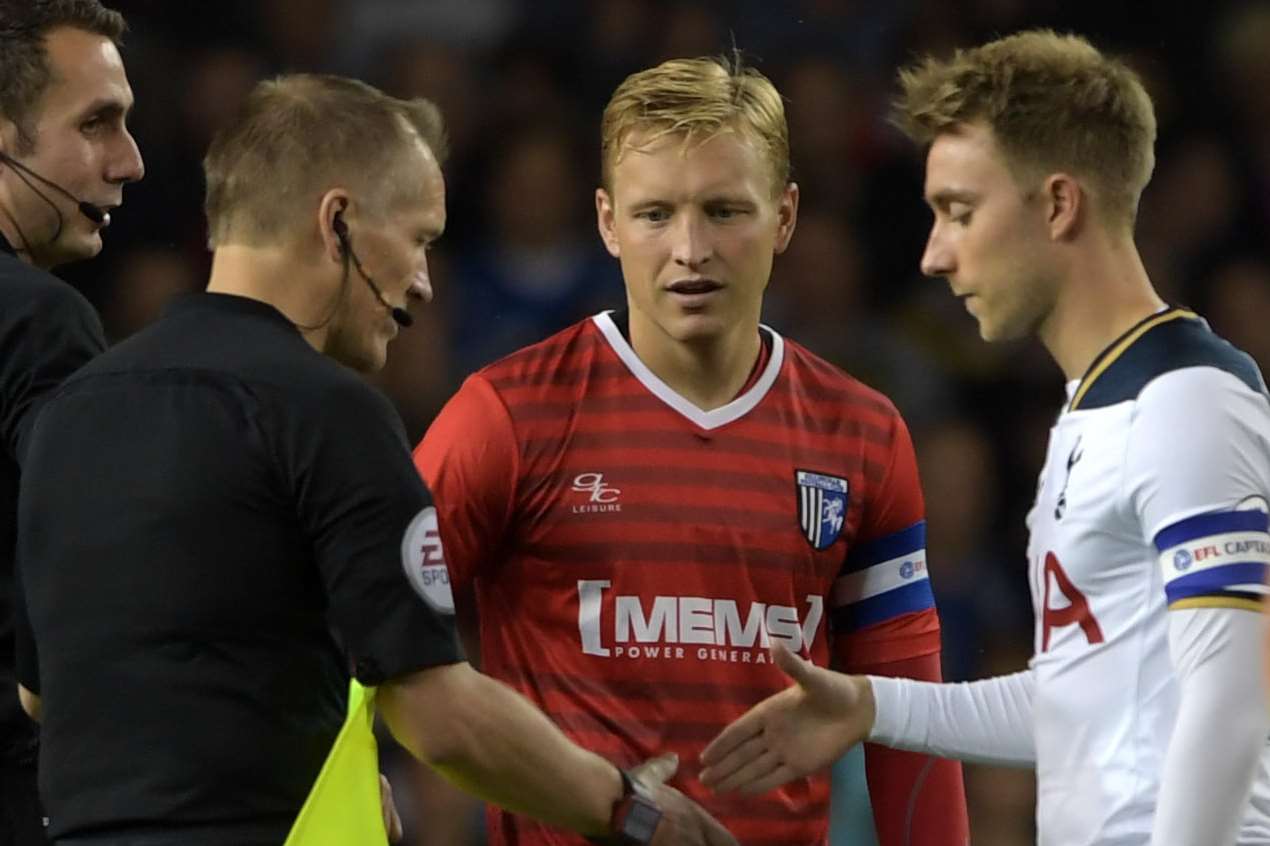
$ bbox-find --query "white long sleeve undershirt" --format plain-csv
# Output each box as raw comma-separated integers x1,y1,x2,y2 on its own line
866,605,1270,845
866,668,1035,769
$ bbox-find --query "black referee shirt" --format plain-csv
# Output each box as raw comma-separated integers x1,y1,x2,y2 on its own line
0,231,105,764
16,292,460,843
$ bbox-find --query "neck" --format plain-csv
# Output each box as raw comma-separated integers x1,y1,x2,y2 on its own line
1037,227,1165,382
627,311,762,411
0,204,50,269
206,244,334,353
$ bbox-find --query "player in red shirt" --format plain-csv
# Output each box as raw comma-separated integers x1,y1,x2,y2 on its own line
414,55,969,846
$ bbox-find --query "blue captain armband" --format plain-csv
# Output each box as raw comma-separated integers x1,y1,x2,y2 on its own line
1155,510,1270,612
831,520,935,632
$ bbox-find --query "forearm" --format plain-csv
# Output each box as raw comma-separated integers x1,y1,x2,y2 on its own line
379,662,619,837
1152,609,1268,846
867,669,1035,767
860,652,968,845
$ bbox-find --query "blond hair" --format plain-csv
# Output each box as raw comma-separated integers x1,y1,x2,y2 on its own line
600,55,789,195
893,29,1156,227
203,73,447,248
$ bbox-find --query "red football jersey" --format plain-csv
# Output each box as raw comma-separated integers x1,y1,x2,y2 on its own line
414,312,943,845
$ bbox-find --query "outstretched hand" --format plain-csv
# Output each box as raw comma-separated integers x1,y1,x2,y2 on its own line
628,753,738,846
698,642,875,796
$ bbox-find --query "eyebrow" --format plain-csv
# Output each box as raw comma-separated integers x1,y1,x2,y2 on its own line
625,193,758,211
926,188,980,209
77,98,132,122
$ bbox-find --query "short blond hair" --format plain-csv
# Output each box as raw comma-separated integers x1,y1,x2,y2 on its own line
203,73,447,248
600,55,789,196
893,29,1156,227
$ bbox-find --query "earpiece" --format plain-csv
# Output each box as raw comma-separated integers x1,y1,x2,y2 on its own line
328,204,413,328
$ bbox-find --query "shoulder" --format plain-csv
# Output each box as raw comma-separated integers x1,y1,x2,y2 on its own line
292,360,402,427
0,257,100,334
1076,311,1265,411
474,316,602,392
780,334,904,422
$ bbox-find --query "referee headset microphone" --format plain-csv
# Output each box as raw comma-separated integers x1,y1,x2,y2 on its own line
0,150,110,228
331,207,413,328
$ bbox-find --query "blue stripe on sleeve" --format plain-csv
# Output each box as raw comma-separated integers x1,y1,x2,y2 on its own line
1164,561,1269,605
845,521,926,574
1154,510,1269,552
830,579,935,632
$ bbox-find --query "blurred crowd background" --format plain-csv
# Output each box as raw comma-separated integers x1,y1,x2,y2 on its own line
71,1,1270,843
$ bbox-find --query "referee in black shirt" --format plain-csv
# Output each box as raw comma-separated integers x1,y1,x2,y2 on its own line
0,3,143,843
15,75,734,846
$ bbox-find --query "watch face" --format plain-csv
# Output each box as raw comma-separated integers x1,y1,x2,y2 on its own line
624,799,662,843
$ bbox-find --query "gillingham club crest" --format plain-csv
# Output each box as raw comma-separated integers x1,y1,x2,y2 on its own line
795,469,849,550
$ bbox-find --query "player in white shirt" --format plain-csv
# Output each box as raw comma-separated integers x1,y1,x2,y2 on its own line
699,29,1270,846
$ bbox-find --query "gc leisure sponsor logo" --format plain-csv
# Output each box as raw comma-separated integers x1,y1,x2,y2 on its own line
576,580,823,665
571,472,622,513
401,506,454,614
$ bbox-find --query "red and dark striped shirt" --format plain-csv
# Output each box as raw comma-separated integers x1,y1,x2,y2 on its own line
415,312,957,845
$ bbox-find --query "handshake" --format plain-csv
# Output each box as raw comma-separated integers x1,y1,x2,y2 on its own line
393,643,873,846
618,642,876,844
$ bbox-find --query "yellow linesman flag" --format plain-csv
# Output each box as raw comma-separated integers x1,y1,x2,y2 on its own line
284,679,387,846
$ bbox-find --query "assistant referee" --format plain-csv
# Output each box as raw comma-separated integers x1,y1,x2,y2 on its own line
0,3,143,843
15,74,734,846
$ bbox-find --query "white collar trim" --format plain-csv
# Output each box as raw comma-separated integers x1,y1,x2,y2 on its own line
591,310,785,430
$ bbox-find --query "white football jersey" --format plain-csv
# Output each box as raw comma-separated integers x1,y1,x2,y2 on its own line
1026,308,1270,845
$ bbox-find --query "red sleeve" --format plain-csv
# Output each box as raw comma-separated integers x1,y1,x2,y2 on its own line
833,411,941,668
412,374,518,597
865,407,925,538
860,652,969,846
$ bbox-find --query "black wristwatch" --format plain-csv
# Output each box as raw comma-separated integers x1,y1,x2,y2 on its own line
590,768,664,845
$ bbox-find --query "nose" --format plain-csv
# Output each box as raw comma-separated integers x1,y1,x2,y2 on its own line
108,128,145,185
670,209,713,270
408,264,433,305
919,222,953,279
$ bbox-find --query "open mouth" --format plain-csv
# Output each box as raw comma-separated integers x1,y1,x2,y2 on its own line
667,278,723,296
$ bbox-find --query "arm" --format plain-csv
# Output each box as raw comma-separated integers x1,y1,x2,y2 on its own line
1126,369,1270,846
292,378,733,844
858,652,970,846
5,282,105,698
699,646,1034,794
1150,609,1266,846
866,667,1035,767
379,662,621,836
381,660,737,845
832,409,968,843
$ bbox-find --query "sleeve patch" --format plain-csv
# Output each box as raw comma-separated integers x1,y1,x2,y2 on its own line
833,521,934,631
401,506,455,614
1155,511,1270,608
845,520,925,573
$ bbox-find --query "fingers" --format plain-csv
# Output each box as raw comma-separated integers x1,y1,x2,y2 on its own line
630,752,679,786
704,745,784,795
699,726,770,790
736,762,801,798
379,773,403,843
700,709,763,770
